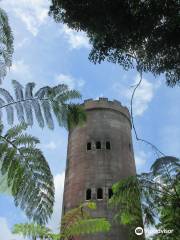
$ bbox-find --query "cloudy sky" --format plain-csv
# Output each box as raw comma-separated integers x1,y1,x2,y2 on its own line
0,1,180,239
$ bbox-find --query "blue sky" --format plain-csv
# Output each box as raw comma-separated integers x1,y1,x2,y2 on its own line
0,1,180,239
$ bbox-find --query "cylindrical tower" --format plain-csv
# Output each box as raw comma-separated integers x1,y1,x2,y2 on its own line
62,98,136,239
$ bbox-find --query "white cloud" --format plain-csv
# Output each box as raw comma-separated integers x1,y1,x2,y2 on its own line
0,217,24,240
95,93,104,100
11,60,30,75
8,60,32,83
56,73,85,90
135,151,147,166
160,125,180,156
128,76,157,116
113,75,160,116
61,25,90,49
43,141,57,151
15,38,29,49
48,172,65,233
1,0,49,36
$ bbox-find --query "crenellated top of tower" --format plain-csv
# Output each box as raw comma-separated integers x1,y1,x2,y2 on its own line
83,97,131,124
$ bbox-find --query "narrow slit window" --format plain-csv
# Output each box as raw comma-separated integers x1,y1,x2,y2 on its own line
108,188,113,199
86,189,91,200
106,141,111,150
96,141,101,149
97,188,103,199
87,142,91,150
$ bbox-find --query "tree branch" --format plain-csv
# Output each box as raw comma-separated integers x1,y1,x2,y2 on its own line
130,68,179,198
130,68,166,157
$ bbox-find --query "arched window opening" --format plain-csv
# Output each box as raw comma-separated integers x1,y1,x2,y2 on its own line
87,142,91,150
86,189,91,200
106,141,111,150
108,188,113,199
96,141,101,149
97,188,103,199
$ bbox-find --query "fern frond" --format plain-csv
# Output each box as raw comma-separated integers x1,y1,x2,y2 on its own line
61,202,111,239
63,218,110,238
12,80,25,122
0,97,5,122
42,100,54,129
12,223,52,239
0,123,55,224
4,122,28,139
0,80,83,129
24,82,35,125
0,8,14,82
0,88,14,124
67,104,87,130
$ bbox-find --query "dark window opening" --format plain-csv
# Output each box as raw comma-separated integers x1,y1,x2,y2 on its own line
87,142,91,150
96,141,101,149
106,141,111,150
129,143,131,151
108,188,113,199
97,188,103,199
86,189,91,200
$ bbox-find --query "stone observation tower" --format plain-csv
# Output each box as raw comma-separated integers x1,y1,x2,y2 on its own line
62,98,137,239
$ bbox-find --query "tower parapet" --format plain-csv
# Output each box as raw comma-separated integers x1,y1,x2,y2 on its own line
83,98,131,127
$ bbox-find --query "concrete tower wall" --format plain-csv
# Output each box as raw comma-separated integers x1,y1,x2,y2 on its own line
62,98,136,239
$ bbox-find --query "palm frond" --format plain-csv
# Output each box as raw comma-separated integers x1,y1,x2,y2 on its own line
0,123,55,224
0,8,14,82
0,80,83,129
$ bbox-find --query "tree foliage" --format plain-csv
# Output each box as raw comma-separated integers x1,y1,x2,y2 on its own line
12,202,110,240
0,7,14,82
0,123,55,224
60,201,111,239
49,0,180,86
0,80,87,224
110,156,180,240
0,80,86,130
13,223,60,240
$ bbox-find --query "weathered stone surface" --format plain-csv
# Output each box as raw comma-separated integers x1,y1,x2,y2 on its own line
62,98,136,239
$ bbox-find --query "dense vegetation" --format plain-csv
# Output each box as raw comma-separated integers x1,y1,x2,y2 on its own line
49,0,180,86
110,156,180,240
13,202,111,239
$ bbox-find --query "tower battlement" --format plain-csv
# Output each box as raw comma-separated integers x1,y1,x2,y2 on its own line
83,97,131,125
